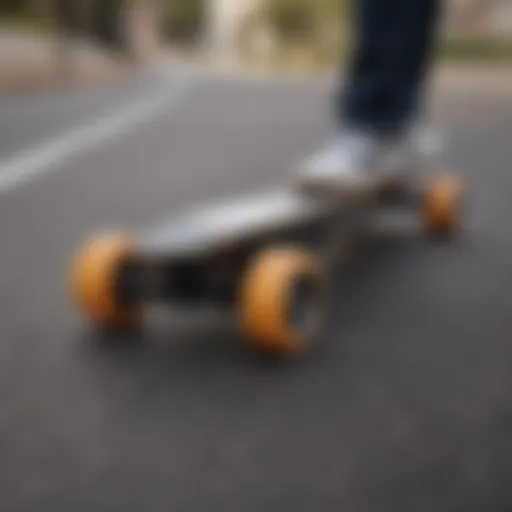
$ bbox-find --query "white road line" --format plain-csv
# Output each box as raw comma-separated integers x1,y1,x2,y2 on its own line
0,74,194,195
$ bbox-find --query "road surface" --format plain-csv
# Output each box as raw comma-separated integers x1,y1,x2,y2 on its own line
1,66,512,511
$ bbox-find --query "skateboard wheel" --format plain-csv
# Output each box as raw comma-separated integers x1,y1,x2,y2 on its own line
423,174,462,236
238,247,323,356
70,233,139,330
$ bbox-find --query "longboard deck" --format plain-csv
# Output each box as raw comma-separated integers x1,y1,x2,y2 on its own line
139,188,335,259
295,167,410,200
137,163,414,261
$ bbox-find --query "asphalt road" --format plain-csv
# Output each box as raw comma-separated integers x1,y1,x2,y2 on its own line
1,66,512,511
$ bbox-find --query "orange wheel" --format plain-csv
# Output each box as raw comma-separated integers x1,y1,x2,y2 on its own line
70,233,139,330
238,247,324,356
423,174,463,236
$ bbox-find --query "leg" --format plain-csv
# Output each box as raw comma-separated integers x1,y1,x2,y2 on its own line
340,0,441,136
297,0,442,189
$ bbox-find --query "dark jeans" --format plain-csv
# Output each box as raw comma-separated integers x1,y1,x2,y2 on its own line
339,0,441,137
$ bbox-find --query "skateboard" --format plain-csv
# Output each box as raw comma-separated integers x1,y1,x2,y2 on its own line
70,171,462,357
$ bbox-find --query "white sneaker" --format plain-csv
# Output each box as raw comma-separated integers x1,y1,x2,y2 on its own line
297,126,444,193
297,131,411,191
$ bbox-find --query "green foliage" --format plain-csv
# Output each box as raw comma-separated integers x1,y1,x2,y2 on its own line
255,0,346,69
262,0,316,41
0,0,41,18
438,38,512,63
0,0,28,14
89,0,126,49
261,0,346,42
162,0,204,43
0,0,51,29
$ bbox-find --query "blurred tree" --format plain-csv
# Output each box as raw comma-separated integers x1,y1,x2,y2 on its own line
89,0,125,49
45,0,129,50
255,0,346,67
0,0,49,20
163,0,204,45
260,0,347,42
52,0,83,35
262,0,315,42
0,0,28,13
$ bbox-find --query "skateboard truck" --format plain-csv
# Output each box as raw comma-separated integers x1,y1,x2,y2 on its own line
69,172,464,358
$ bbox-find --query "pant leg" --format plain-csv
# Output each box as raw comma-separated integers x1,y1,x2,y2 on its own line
338,0,441,136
